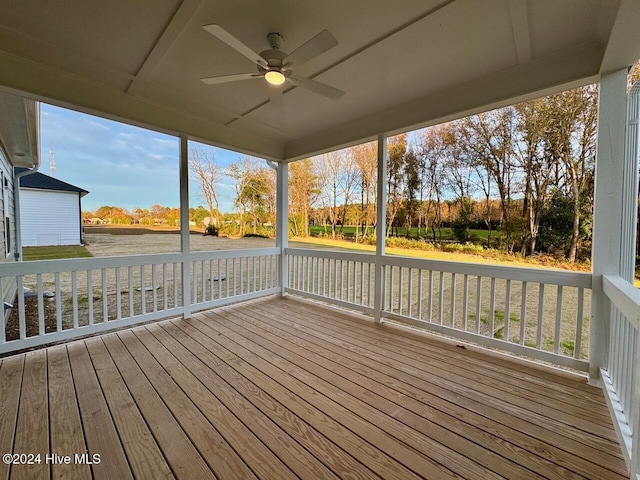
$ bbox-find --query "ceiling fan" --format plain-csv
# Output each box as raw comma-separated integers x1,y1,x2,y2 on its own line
200,24,345,101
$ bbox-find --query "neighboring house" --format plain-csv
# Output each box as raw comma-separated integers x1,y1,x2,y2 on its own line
17,169,88,246
0,91,39,321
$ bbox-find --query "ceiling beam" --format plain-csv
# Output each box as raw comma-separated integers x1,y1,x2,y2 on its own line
284,41,603,161
507,0,532,64
599,0,640,73
127,0,204,95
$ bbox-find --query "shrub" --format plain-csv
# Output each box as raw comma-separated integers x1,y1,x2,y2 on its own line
204,224,219,236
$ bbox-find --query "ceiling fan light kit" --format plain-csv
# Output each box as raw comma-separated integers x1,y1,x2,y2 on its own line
201,24,344,100
265,70,286,85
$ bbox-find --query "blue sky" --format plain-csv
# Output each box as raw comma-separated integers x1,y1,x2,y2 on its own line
39,103,254,213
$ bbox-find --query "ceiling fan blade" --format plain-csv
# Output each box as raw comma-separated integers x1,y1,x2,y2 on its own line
202,24,267,67
283,29,338,68
288,76,344,100
200,73,262,85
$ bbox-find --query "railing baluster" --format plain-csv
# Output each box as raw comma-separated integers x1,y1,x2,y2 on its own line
417,269,423,320
450,272,457,328
37,274,44,335
475,276,482,334
163,263,168,309
554,285,563,354
462,274,468,331
16,275,27,340
101,269,108,322
253,256,257,292
200,260,207,303
87,271,93,326
504,279,511,342
127,265,135,317
259,256,263,292
115,267,122,320
152,264,158,312
389,265,395,313
575,287,584,358
128,266,134,316
347,261,351,303
217,259,222,299
428,270,434,322
536,284,545,349
520,281,527,345
55,272,63,331
438,271,444,325
173,263,179,307
141,265,146,315
359,261,364,305
488,277,496,336
17,276,25,339
72,271,78,329
408,268,413,317
398,267,403,315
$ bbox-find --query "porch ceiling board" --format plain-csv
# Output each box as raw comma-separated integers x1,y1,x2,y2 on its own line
0,296,626,480
0,0,636,161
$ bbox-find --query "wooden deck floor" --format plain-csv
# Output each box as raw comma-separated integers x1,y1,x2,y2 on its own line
0,296,626,480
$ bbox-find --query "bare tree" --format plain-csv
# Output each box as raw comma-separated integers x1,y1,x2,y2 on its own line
289,159,318,237
190,147,220,227
351,142,377,239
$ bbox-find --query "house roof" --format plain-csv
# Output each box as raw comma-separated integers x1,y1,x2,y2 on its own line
0,92,39,168
0,1,638,162
17,168,89,197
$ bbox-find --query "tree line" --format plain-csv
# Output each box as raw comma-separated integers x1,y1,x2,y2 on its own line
85,65,640,264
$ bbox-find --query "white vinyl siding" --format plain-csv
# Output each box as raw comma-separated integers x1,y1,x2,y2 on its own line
20,188,81,246
0,148,16,323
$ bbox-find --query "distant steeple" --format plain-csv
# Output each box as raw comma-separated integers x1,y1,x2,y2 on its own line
49,143,56,176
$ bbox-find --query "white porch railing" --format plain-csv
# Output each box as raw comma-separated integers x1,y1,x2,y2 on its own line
602,274,640,475
0,248,279,354
286,248,591,371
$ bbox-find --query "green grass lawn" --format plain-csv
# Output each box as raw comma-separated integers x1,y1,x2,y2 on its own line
309,225,502,242
23,245,93,261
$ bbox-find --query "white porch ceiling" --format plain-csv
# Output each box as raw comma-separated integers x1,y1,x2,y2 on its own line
0,0,638,162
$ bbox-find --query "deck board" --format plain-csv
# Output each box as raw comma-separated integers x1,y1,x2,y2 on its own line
47,346,91,480
0,296,628,480
0,356,23,480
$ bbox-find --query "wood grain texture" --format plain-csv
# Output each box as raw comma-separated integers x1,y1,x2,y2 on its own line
47,346,91,480
67,341,133,480
12,350,49,480
84,338,174,480
100,333,216,480
0,296,628,480
0,356,24,480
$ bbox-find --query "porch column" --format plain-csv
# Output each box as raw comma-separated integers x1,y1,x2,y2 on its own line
179,134,191,318
374,134,387,322
276,161,288,296
590,68,629,382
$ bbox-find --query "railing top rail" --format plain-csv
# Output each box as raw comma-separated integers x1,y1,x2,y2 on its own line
286,247,375,262
603,275,640,329
383,254,592,288
189,247,280,261
0,252,186,275
0,248,282,276
285,247,591,288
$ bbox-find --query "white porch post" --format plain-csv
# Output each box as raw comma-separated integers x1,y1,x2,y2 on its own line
374,134,388,322
179,134,191,318
276,161,288,295
590,68,629,382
